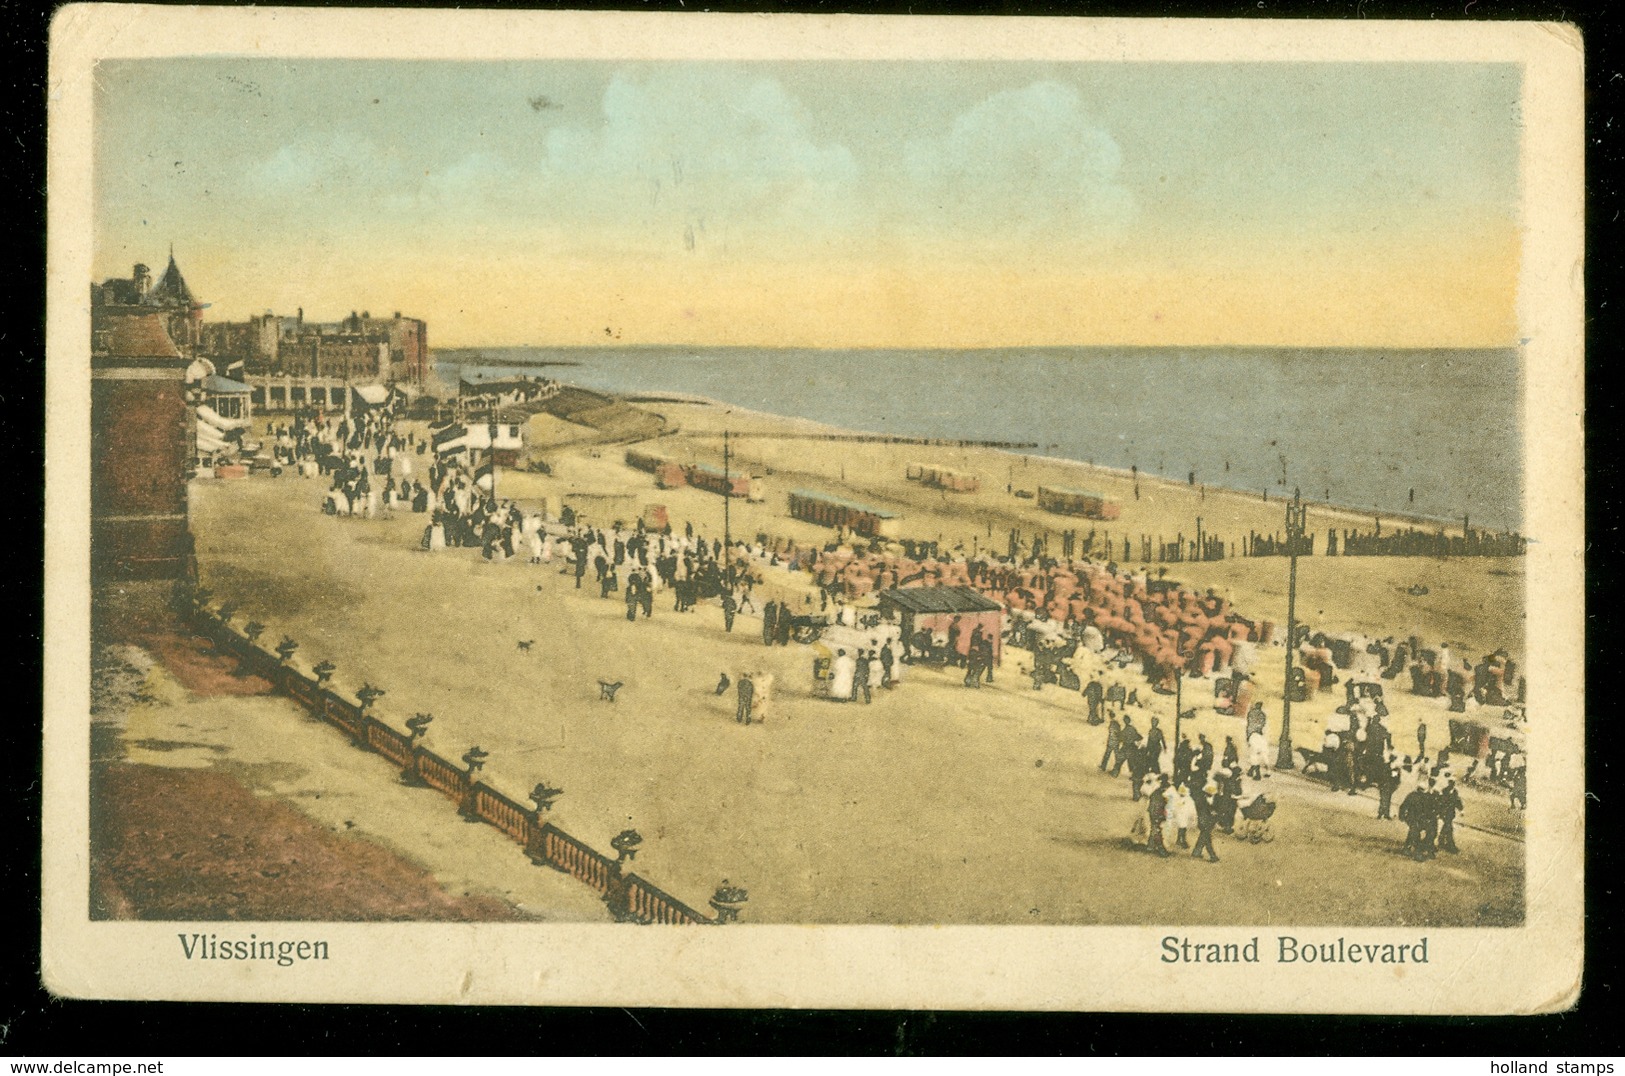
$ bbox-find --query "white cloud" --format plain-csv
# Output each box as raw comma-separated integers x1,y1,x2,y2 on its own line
248,134,398,197
535,67,859,255
901,81,1135,245
252,143,323,191
236,73,1131,261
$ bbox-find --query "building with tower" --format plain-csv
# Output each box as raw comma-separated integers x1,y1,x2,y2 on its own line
95,249,209,361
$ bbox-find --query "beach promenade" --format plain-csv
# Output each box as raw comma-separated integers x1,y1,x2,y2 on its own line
169,401,1527,925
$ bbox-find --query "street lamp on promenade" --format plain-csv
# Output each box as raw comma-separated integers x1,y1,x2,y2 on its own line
488,412,499,503
1173,666,1184,750
1276,487,1307,771
722,427,733,588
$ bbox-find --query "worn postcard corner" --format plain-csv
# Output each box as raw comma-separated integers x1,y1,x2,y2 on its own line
43,6,1584,1012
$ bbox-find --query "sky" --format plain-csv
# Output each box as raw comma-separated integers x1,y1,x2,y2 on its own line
93,59,1522,348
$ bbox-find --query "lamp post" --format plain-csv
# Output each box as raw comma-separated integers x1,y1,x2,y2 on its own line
722,427,733,588
1276,487,1307,771
1173,666,1184,750
487,412,499,503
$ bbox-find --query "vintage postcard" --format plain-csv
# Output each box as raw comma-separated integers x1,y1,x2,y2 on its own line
43,8,1584,1010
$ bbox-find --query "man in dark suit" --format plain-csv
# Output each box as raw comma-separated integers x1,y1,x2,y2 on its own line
1114,716,1141,779
1173,735,1196,788
1191,781,1220,863
1100,713,1122,772
1144,717,1167,774
1437,778,1464,854
1399,782,1427,858
1416,780,1441,859
1084,678,1104,724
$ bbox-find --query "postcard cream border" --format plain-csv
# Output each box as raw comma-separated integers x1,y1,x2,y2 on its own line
43,7,1585,1011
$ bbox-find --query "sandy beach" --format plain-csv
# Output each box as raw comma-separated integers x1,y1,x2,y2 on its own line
158,386,1528,926
526,393,1524,659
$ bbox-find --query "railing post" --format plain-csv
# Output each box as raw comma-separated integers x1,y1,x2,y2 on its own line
235,621,266,677
604,829,644,922
709,880,749,925
400,714,433,786
351,683,385,750
524,783,564,866
457,746,489,821
163,612,716,927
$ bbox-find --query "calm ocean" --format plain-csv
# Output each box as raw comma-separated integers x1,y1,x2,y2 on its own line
435,347,1523,533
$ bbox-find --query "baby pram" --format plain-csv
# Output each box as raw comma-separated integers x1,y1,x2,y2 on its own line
1236,794,1276,844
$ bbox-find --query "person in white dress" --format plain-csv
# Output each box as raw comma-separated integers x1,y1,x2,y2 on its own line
1247,730,1271,778
428,521,446,551
829,649,856,701
1169,785,1198,849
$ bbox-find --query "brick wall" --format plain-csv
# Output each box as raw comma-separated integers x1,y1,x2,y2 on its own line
91,376,192,580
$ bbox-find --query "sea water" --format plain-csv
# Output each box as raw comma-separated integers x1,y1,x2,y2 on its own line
436,346,1523,533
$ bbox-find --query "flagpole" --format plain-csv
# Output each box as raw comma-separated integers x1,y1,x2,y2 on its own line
1276,487,1305,771
488,410,498,503
722,427,732,588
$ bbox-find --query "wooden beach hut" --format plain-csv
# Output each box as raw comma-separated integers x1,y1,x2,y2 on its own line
1037,485,1120,520
876,585,1005,666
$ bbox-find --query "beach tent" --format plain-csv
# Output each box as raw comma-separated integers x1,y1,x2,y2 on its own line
876,585,1005,665
432,422,470,457
353,384,391,409
195,426,229,454
195,390,249,461
197,400,248,431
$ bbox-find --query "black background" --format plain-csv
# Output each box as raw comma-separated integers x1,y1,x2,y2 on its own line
4,0,1617,1055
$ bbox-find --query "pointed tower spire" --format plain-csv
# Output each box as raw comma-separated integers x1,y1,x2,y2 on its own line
147,249,196,307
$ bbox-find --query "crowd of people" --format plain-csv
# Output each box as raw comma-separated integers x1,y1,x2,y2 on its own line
276,413,1526,871
1099,706,1260,863
1094,668,1525,864
263,408,435,519
822,642,900,703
